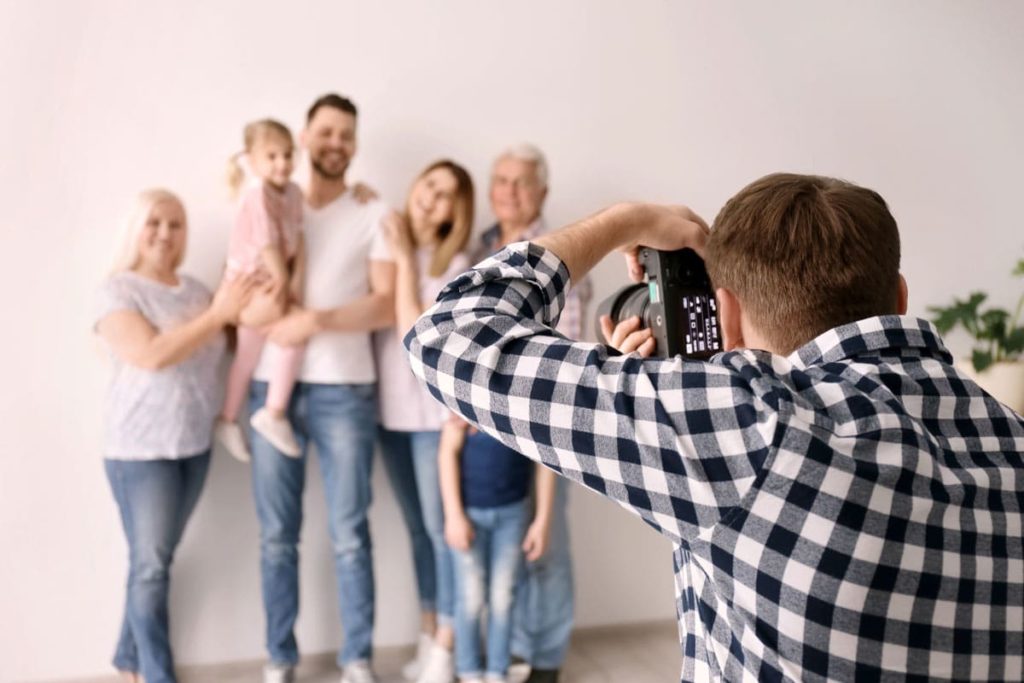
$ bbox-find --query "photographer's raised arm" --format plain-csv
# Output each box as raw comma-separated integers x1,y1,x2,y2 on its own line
532,203,709,285
405,204,777,548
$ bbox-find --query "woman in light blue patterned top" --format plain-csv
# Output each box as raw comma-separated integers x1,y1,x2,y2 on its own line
94,189,254,683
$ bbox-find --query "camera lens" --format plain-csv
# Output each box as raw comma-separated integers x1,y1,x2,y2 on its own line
594,283,650,344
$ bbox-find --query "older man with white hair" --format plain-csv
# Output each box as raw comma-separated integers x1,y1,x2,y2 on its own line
481,144,589,683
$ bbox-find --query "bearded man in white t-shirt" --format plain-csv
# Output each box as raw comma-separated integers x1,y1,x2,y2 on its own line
251,93,395,683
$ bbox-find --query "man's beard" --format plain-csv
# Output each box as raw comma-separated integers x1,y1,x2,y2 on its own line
311,156,349,181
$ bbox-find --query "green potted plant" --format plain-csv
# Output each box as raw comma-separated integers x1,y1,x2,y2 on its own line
927,255,1024,413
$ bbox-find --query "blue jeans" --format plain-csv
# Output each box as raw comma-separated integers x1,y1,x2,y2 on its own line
105,451,211,683
452,500,529,679
249,381,377,667
378,428,453,623
511,477,575,668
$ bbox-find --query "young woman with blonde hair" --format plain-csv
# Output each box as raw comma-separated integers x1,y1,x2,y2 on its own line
374,159,475,683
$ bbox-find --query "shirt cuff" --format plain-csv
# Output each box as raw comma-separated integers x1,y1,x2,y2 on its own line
436,241,572,327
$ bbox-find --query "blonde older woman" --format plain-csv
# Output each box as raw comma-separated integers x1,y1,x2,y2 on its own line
94,189,253,683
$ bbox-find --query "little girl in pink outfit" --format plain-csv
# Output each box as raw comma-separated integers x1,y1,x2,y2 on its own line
215,119,305,462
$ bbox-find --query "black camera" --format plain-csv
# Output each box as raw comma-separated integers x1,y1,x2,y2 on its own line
594,248,722,360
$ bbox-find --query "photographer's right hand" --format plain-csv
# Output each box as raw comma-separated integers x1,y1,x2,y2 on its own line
618,204,710,283
534,202,710,287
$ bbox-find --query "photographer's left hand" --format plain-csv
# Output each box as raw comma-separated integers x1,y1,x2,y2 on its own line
600,314,656,357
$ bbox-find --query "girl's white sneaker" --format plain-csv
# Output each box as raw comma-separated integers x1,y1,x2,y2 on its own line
251,408,301,457
215,419,251,463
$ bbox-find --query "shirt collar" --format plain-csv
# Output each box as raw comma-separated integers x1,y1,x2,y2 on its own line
787,315,952,369
482,217,547,251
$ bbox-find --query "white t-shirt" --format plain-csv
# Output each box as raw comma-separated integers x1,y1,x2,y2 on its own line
254,190,391,384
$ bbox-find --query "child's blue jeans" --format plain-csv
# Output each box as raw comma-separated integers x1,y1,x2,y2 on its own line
451,499,529,679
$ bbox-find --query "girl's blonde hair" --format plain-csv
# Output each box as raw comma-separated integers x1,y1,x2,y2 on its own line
225,118,294,197
410,160,475,278
110,188,187,274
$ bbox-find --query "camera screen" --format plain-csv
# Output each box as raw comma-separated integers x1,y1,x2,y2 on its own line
681,292,721,356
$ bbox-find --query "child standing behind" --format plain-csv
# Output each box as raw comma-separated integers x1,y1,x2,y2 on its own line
215,119,305,462
440,420,556,683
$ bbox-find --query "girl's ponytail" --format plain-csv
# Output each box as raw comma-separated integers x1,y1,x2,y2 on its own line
225,151,247,198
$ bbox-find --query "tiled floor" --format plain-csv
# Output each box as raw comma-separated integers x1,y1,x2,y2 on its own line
56,621,680,683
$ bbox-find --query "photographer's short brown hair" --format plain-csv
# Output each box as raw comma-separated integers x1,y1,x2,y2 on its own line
706,173,902,355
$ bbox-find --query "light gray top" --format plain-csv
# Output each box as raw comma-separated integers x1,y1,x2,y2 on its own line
95,272,227,460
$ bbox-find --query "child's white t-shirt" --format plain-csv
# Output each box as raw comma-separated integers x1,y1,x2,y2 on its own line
253,189,391,385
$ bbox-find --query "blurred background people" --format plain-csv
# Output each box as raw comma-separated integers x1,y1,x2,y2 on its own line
94,189,252,683
374,159,476,683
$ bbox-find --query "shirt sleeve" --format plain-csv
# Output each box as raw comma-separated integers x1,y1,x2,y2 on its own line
94,275,141,330
405,241,778,547
368,202,394,262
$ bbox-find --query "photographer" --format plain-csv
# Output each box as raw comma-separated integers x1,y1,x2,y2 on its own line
406,173,1024,681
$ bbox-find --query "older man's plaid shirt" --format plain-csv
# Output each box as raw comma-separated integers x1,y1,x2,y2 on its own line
406,242,1024,682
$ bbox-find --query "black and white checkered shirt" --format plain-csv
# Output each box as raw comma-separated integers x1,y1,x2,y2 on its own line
406,242,1024,682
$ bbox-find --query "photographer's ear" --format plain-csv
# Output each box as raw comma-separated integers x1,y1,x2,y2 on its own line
716,287,745,352
897,274,909,315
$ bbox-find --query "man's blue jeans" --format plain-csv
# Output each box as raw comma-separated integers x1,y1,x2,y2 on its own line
452,500,529,679
249,381,377,667
105,451,211,683
511,477,575,669
378,428,453,623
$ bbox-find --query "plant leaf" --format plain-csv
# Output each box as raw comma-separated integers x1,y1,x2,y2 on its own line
1005,327,1024,356
1012,258,1024,278
927,305,960,334
972,349,994,372
978,309,1009,341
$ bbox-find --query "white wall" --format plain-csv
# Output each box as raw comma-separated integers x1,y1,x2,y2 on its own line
2,1,1023,680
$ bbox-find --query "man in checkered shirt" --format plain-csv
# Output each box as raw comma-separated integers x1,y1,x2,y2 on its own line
406,173,1024,681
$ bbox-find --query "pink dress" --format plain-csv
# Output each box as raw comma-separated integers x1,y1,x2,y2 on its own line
221,178,305,421
226,179,304,279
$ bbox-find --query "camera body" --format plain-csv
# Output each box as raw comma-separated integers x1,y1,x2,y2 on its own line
595,248,722,360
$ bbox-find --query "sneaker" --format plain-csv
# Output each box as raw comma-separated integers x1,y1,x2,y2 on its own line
415,644,454,683
522,669,559,683
403,632,434,680
215,419,251,463
340,659,378,683
251,407,301,457
263,662,295,683
507,659,531,683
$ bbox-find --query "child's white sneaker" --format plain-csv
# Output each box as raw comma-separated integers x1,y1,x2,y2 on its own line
251,408,301,457
403,632,434,680
415,643,454,683
340,659,378,683
263,662,295,683
215,419,251,463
